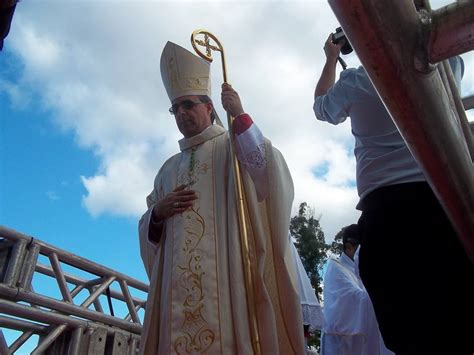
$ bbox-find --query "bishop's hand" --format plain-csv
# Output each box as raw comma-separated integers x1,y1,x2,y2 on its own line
151,185,197,222
221,83,245,118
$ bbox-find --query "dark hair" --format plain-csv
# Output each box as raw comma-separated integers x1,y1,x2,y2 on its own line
342,224,360,248
197,95,216,123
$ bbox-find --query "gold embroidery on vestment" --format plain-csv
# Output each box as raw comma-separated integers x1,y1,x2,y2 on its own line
173,206,215,353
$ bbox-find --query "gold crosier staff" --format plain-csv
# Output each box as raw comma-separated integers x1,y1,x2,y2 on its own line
191,29,261,355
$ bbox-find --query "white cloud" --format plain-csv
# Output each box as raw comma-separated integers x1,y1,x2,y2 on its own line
4,0,472,242
46,191,60,201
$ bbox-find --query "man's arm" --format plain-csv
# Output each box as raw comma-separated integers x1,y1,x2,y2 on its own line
221,83,268,200
314,34,343,98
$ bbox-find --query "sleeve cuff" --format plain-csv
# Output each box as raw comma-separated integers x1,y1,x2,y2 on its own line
233,113,253,135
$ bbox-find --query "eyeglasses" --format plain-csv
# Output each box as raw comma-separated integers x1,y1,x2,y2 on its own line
169,100,206,115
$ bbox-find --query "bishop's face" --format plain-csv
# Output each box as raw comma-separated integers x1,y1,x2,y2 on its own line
171,95,213,138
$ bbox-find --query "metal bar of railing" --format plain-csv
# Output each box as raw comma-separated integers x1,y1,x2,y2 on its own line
0,285,141,334
125,304,143,322
68,327,83,355
0,297,87,328
463,95,474,110
9,331,34,354
38,267,147,307
119,279,140,324
0,315,47,333
91,293,105,313
427,1,474,63
0,329,10,355
3,239,27,287
82,277,109,288
80,276,115,309
441,61,474,160
70,283,86,298
49,253,73,303
18,243,40,290
31,324,67,355
130,336,138,355
27,260,146,317
37,259,146,306
0,226,149,293
0,298,138,340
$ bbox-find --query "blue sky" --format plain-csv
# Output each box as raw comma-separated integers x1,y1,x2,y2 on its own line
0,1,472,351
1,0,472,286
1,72,144,280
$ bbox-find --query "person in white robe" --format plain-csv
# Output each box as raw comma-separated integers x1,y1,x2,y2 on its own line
138,41,304,354
321,224,392,355
290,236,324,354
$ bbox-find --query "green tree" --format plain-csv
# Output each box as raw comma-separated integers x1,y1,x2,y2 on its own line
329,228,344,255
290,202,329,299
289,202,330,351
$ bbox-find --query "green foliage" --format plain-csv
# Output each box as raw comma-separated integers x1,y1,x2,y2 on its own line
290,202,329,299
290,202,331,352
329,228,344,255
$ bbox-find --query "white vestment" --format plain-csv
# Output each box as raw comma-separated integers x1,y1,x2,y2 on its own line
321,253,393,355
138,124,304,354
290,239,324,331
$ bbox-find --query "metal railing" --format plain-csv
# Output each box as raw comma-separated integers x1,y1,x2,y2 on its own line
0,226,148,354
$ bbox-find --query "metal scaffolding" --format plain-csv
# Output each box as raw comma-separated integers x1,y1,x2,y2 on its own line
328,0,474,262
0,226,148,354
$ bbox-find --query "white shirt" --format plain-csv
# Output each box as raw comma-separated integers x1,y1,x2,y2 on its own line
313,57,464,207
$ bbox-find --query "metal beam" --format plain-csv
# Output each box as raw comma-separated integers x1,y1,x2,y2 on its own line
328,0,474,262
427,1,474,63
0,284,142,334
463,95,474,111
0,226,148,293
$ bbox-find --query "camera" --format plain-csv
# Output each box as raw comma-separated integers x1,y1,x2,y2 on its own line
331,27,353,55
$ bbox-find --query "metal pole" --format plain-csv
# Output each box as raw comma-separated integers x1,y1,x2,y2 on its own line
440,60,474,161
18,243,40,290
463,95,474,110
68,327,83,355
119,279,140,324
3,239,27,287
328,0,474,262
0,285,142,334
31,324,68,354
49,252,73,303
9,331,35,354
80,276,116,309
0,315,48,333
427,1,474,63
0,226,149,293
0,329,10,355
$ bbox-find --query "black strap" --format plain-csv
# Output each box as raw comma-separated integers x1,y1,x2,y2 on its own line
106,286,114,317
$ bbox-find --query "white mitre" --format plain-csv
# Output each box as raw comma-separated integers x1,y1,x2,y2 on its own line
160,41,211,102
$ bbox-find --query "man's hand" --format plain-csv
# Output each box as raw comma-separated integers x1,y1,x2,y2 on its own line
152,185,197,222
324,34,342,64
221,83,245,117
315,33,343,98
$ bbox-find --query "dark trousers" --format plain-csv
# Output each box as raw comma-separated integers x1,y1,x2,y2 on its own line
358,182,474,355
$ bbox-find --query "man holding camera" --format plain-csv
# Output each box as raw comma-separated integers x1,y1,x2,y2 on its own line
313,30,472,354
